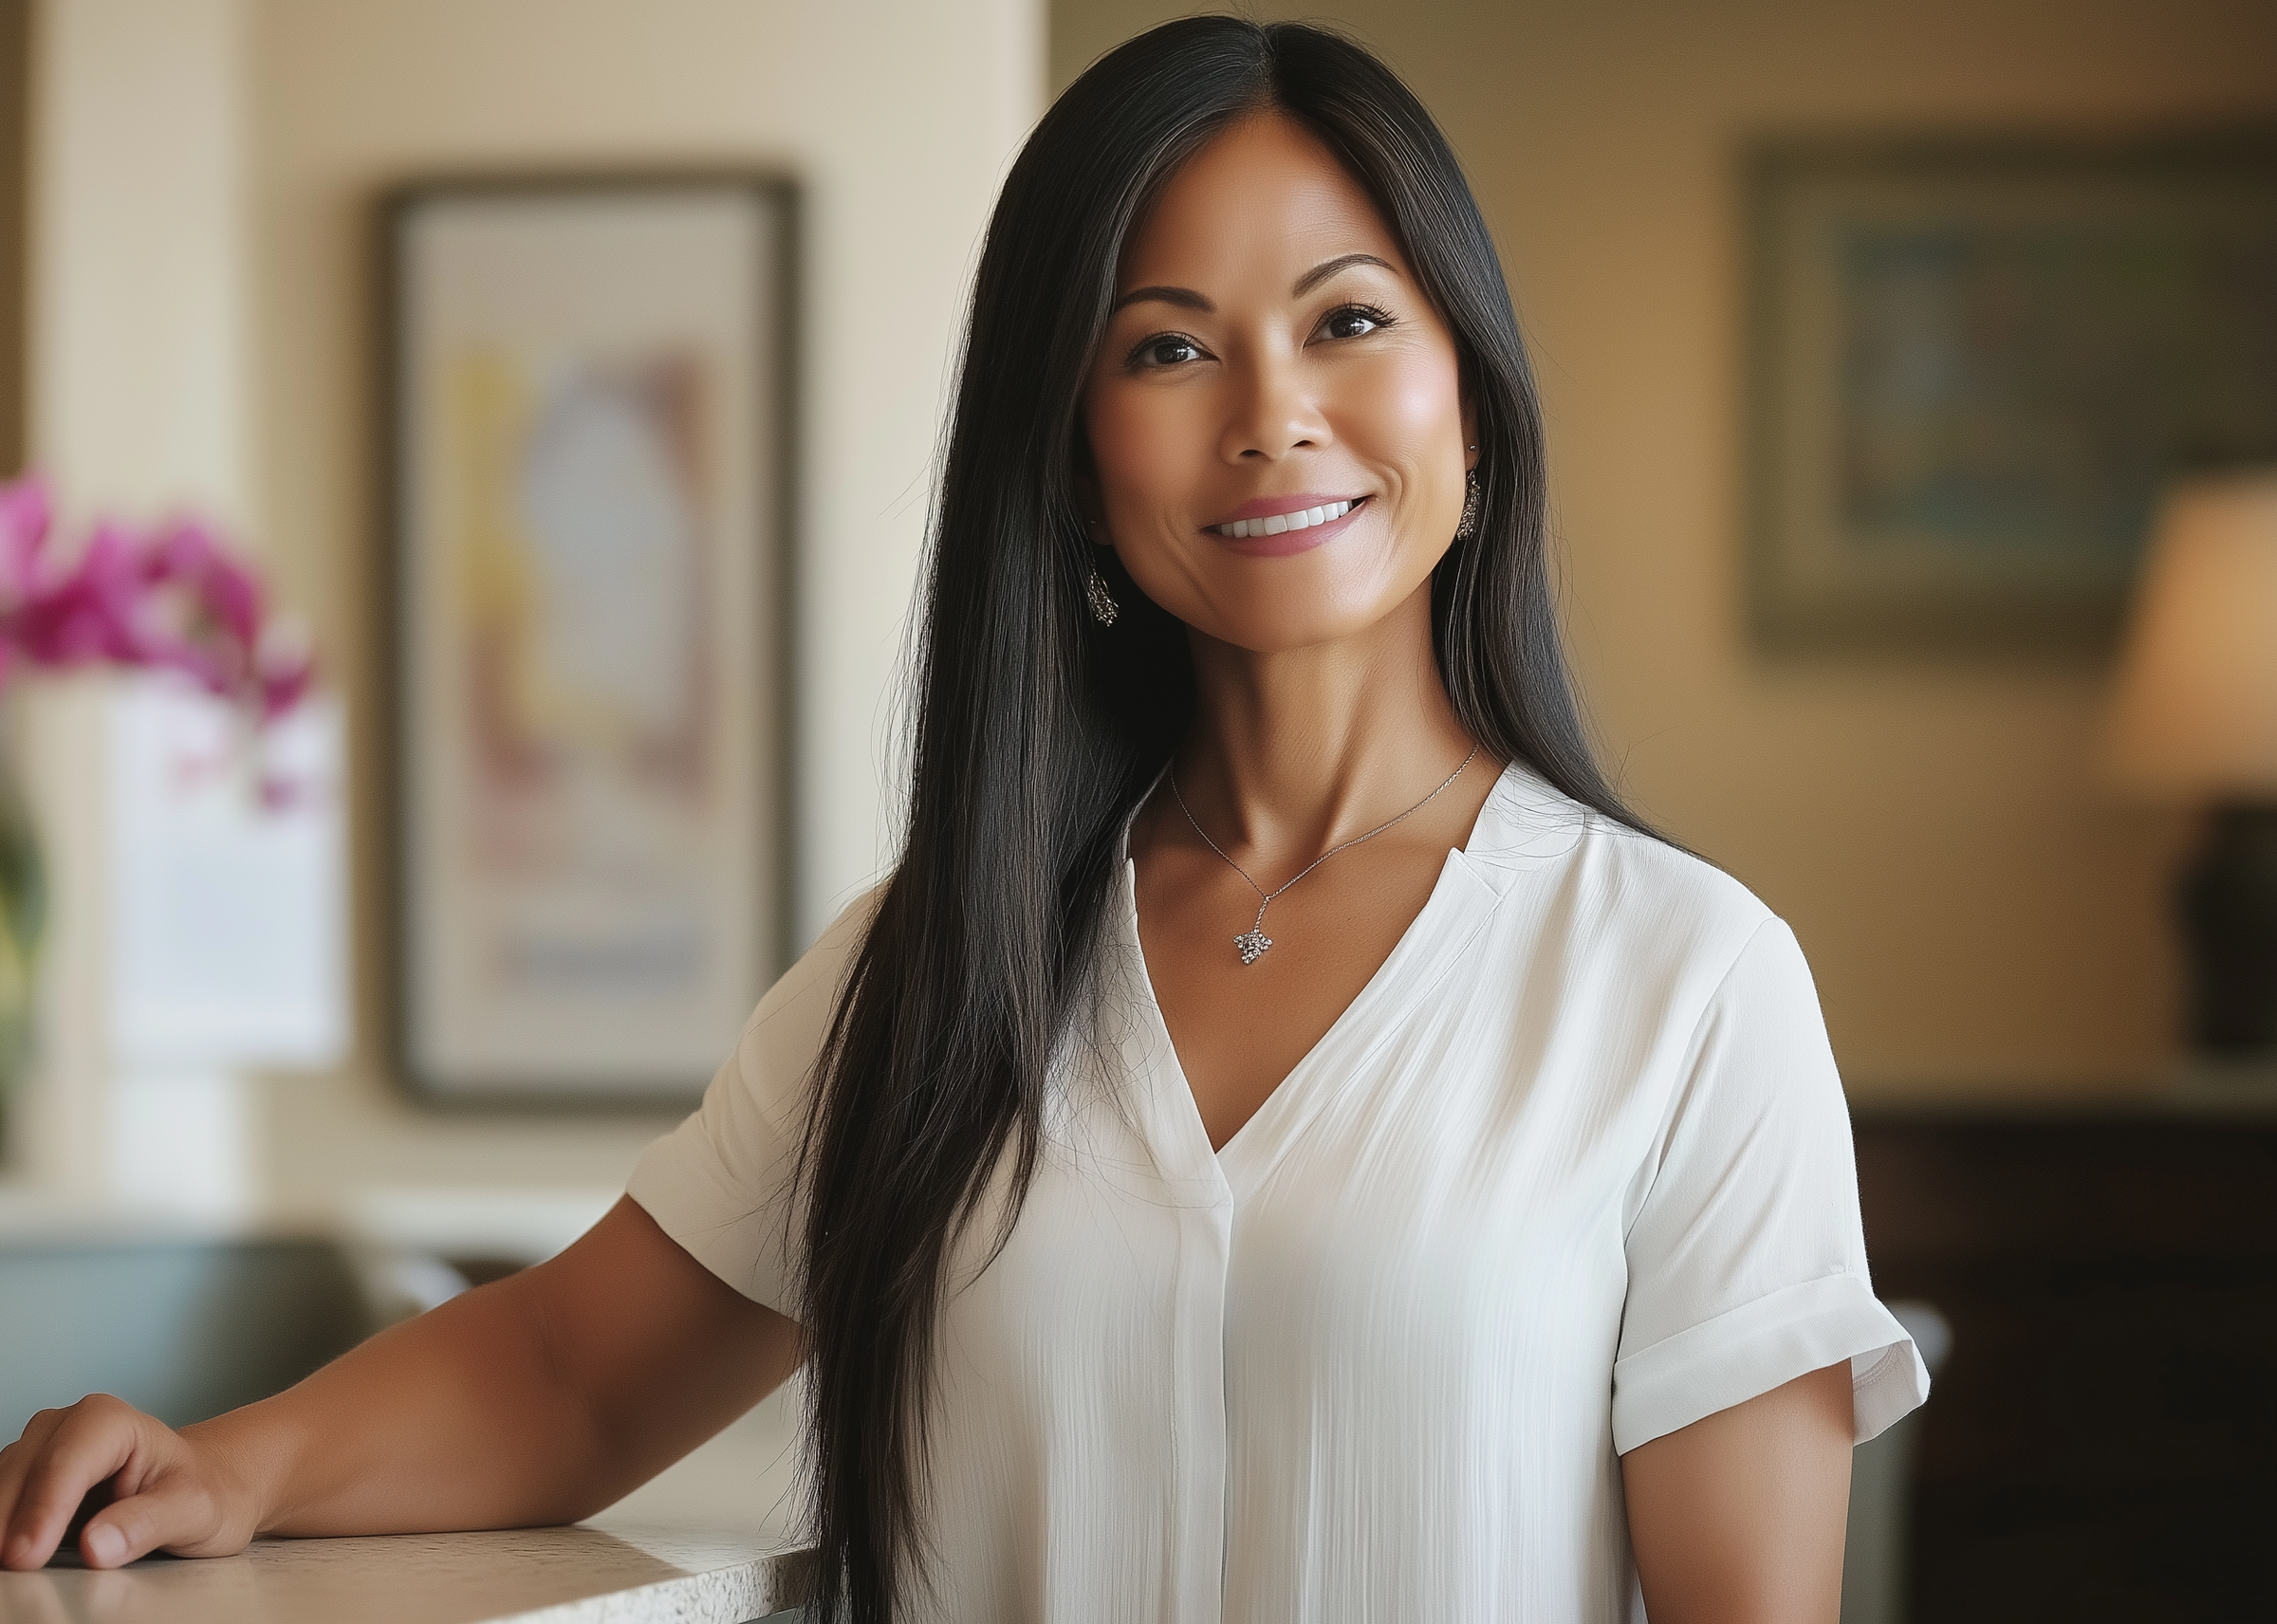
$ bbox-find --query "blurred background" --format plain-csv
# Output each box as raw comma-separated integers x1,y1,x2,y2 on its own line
0,2,2272,1619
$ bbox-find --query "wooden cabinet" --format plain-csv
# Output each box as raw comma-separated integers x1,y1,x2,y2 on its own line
1854,1104,2277,1622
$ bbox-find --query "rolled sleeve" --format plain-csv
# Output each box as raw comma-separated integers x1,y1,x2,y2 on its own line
1612,1271,1928,1454
1614,919,1927,1453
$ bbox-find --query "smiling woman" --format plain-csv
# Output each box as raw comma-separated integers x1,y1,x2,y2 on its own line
1083,129,1471,655
747,20,1923,1624
0,18,1922,1624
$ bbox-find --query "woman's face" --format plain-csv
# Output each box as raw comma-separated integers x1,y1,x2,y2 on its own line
1082,113,1473,655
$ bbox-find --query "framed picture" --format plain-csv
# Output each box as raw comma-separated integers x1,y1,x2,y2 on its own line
383,173,795,1104
1746,133,2277,654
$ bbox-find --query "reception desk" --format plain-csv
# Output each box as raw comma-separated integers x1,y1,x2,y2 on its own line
0,1522,813,1623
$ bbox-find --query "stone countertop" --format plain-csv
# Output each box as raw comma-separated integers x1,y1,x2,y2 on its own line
0,1521,814,1624
0,1312,810,1624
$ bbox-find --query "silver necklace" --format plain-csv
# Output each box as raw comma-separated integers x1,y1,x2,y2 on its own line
1170,746,1480,966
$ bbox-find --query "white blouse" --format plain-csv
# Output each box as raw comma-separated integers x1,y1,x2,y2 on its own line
628,763,1928,1623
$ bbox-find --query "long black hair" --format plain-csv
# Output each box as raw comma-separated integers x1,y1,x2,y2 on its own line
794,17,1642,1620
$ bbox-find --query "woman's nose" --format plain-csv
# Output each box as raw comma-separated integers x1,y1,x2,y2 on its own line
1219,352,1332,463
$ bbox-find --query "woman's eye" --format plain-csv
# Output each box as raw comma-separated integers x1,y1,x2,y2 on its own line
1321,304,1392,341
1133,334,1204,368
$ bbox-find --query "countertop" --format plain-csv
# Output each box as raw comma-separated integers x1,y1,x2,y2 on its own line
0,1521,814,1624
0,1381,813,1624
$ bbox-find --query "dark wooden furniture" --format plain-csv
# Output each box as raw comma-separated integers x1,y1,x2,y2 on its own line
1855,1095,2277,1623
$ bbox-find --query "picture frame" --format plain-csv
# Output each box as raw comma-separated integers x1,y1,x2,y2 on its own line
382,172,796,1105
1745,132,2277,655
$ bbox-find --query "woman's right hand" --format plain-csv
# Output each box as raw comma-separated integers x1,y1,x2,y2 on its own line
0,1393,260,1571
0,1199,799,1572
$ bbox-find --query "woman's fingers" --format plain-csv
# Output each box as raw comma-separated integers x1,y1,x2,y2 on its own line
1,1397,138,1569
0,1408,70,1547
0,1396,174,1571
78,1469,232,1567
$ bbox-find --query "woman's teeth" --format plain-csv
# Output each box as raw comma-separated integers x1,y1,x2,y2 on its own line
1212,498,1358,540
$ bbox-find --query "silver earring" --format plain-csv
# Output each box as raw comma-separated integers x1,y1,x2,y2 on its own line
1086,562,1120,626
1453,467,1480,541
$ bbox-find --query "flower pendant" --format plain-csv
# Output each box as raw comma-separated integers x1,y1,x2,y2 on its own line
1235,929,1272,966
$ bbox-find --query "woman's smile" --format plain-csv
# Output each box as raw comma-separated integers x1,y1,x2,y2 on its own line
1206,493,1371,555
1081,112,1472,655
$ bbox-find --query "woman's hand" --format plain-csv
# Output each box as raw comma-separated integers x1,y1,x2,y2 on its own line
0,1394,261,1570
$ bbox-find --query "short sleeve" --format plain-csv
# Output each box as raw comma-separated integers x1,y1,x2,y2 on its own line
1612,918,1928,1454
624,887,881,1317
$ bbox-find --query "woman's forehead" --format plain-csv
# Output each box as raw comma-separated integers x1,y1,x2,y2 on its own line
1115,113,1406,293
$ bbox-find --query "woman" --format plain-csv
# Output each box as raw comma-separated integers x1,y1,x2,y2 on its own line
0,18,1924,1623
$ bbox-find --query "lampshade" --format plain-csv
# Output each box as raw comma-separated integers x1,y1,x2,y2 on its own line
2102,470,2277,801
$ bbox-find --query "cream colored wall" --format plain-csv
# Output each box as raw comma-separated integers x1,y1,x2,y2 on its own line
247,0,1042,1209
0,0,30,478
15,0,258,1205
1052,0,2277,1097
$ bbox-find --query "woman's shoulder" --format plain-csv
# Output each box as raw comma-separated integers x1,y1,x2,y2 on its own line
787,878,883,984
708,879,889,1114
1467,761,1777,970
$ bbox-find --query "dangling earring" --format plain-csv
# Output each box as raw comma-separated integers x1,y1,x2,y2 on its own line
1453,466,1481,541
1086,561,1120,626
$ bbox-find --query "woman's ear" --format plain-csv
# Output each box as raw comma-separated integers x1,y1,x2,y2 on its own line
1071,421,1111,538
1073,471,1109,539
1460,397,1480,472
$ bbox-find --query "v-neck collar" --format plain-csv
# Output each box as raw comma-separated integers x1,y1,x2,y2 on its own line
1114,762,1553,1204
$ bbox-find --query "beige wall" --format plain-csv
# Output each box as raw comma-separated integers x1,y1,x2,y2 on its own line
1052,0,2277,1097
0,0,27,477
12,0,2268,1209
245,0,1041,1208
15,0,258,1205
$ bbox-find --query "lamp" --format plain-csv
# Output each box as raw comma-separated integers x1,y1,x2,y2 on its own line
2103,470,2277,1055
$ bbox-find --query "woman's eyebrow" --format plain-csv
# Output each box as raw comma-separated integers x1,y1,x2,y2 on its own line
1293,251,1397,296
1110,285,1213,315
1109,252,1397,316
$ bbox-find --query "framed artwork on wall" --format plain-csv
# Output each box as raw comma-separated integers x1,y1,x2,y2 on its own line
1745,133,2277,655
383,173,796,1104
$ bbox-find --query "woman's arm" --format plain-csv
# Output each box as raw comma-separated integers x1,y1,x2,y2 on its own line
0,1196,799,1570
1620,1361,1854,1624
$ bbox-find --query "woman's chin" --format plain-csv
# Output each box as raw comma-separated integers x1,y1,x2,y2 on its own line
1132,541,1439,655
1191,597,1423,657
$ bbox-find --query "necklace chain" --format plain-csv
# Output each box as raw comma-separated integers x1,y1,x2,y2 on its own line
1170,745,1480,966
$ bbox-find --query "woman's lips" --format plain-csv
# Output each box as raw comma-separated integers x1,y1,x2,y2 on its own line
1206,495,1369,557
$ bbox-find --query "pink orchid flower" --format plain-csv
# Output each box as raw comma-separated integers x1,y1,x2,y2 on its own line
0,473,315,728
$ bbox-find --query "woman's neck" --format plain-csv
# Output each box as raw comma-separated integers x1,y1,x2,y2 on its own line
1170,580,1486,860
